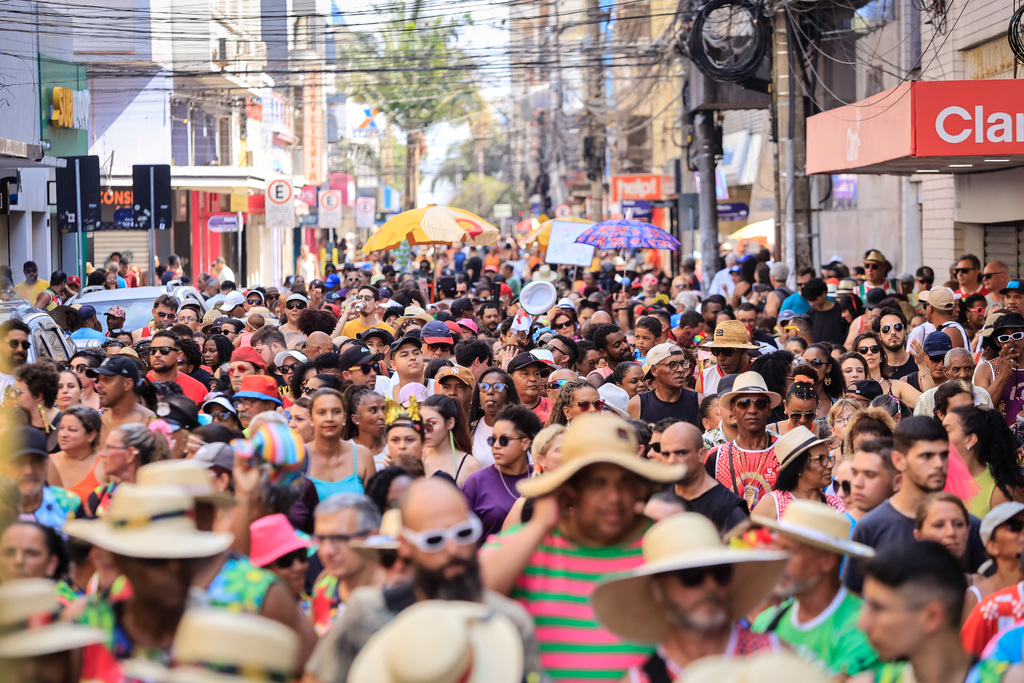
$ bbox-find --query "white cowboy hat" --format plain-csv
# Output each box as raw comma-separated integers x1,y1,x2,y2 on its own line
591,514,788,643
64,484,233,559
517,414,685,499
752,498,875,558
0,579,106,658
349,601,523,683
136,460,237,508
532,264,559,283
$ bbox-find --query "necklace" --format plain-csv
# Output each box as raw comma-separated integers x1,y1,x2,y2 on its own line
496,468,520,501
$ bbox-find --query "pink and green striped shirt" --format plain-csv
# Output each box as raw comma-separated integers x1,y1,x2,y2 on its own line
482,524,654,682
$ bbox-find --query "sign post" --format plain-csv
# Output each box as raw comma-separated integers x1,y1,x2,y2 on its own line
266,178,295,229
132,165,171,285
355,196,375,230
318,190,342,229
56,155,100,281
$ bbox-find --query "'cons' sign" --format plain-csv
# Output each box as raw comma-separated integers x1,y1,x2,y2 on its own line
916,80,1024,156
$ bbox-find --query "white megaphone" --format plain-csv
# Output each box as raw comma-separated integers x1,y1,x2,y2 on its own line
519,281,558,316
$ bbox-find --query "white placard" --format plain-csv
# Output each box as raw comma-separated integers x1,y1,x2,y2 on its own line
266,177,295,229
319,189,342,228
355,196,376,229
545,220,596,267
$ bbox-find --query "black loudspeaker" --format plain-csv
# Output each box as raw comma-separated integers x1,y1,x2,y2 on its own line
132,164,172,230
55,156,100,232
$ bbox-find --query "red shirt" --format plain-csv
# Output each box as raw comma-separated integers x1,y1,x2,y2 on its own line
962,582,1024,657
147,370,208,405
955,286,989,298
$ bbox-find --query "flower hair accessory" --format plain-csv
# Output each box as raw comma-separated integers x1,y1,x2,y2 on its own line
148,420,173,438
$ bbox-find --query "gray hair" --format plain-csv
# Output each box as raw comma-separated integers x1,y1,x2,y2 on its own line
314,492,381,532
770,263,790,282
944,347,973,368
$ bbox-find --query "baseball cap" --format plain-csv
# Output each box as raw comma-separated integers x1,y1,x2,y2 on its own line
777,310,797,324
531,348,556,367
85,356,141,384
106,306,126,319
507,352,552,375
642,343,684,378
231,346,268,371
325,274,341,289
980,502,1024,545
436,365,475,388
847,379,883,402
995,312,1024,330
193,442,235,471
155,396,200,432
13,427,48,459
286,293,309,305
233,376,283,405
201,394,238,416
378,286,393,299
66,275,81,288
716,374,739,400
221,291,246,311
78,305,97,321
1000,279,1023,296
244,290,265,303
274,350,307,368
457,318,478,334
338,344,382,372
358,328,395,346
918,286,959,311
421,320,454,345
864,288,887,310
922,331,954,359
390,335,423,354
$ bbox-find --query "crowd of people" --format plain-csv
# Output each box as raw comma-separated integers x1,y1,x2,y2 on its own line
2,241,1024,683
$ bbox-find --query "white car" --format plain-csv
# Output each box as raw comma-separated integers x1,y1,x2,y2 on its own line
66,284,209,333
0,300,76,363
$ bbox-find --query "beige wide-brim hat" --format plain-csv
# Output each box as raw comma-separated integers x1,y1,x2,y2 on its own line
684,652,832,683
200,309,222,333
592,514,789,643
700,320,759,350
136,460,237,508
773,425,830,473
532,265,559,283
349,601,523,683
65,484,233,559
719,371,783,410
122,608,298,683
352,508,401,561
517,413,685,499
0,579,106,658
752,498,875,558
394,306,433,327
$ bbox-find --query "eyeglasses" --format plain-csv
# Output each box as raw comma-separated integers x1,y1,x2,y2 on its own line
208,411,235,423
286,302,307,310
954,267,975,275
734,397,770,411
880,323,904,334
997,331,1024,343
178,316,197,324
487,434,526,447
273,549,308,569
479,382,506,393
1003,519,1024,533
788,411,817,420
575,399,606,412
676,564,733,588
313,530,371,546
812,452,836,468
149,346,177,356
554,320,574,330
401,516,483,553
7,340,30,351
832,478,852,496
856,345,881,355
547,379,570,391
155,311,175,320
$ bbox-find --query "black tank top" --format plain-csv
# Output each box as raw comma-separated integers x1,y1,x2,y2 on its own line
638,388,700,428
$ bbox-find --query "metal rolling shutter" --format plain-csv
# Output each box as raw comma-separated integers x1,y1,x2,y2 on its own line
91,232,151,272
984,224,1023,277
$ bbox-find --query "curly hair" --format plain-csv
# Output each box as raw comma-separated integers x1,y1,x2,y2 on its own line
294,307,339,336
546,377,591,427
751,350,796,400
952,406,1024,500
364,466,410,515
16,362,60,407
176,336,203,372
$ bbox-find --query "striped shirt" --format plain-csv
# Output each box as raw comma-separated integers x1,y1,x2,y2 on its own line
482,524,655,682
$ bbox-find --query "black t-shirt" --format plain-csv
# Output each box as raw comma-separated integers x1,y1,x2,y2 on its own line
889,355,918,381
809,304,848,345
676,484,749,532
638,388,701,428
466,256,483,283
189,368,212,388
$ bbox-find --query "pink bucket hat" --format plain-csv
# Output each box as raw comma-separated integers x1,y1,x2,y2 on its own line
249,513,311,567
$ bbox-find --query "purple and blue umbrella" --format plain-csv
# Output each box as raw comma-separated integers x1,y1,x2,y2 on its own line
573,219,681,251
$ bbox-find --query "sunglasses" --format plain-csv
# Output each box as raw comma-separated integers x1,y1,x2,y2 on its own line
554,320,575,330
864,263,881,270
966,306,987,316
273,549,308,569
487,434,526,447
301,383,317,395
804,357,827,368
676,564,733,588
149,346,177,356
479,382,507,393
7,340,30,351
982,272,1004,280
401,516,483,553
1003,519,1024,533
709,348,739,357
880,323,904,334
856,345,881,355
155,311,175,320
71,363,91,373
575,399,606,412
734,397,770,411
351,364,376,376
286,302,307,310
649,441,661,453
280,364,298,375
547,379,570,391
788,411,817,420
997,331,1024,343
208,411,236,422
953,267,975,275
832,478,852,496
246,299,263,306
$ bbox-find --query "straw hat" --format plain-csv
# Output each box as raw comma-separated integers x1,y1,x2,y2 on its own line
200,309,221,333
532,264,559,283
64,484,233,559
773,426,830,473
517,414,685,499
685,652,831,683
591,514,789,643
700,320,759,350
351,508,402,560
752,499,875,558
394,306,433,327
135,460,236,508
349,601,523,683
123,608,298,683
718,371,783,410
0,579,106,658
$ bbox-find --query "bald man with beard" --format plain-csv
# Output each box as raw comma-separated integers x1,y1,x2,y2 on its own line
301,478,541,683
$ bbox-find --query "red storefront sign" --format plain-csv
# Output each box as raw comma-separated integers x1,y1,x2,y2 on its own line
610,175,670,201
806,80,1024,175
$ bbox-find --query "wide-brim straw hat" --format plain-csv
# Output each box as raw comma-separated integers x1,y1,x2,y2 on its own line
122,608,298,683
349,601,522,683
718,371,783,410
685,652,832,683
592,513,788,643
394,306,433,327
136,460,236,508
352,508,402,561
65,484,233,559
699,320,759,350
517,413,685,499
0,579,106,658
752,498,875,558
773,425,830,472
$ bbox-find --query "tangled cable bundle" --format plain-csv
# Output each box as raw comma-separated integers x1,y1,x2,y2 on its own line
1009,3,1024,64
687,0,771,83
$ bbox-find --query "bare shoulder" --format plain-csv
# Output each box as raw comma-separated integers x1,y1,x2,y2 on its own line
1002,665,1024,683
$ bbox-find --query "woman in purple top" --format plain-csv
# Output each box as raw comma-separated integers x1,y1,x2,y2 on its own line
461,404,542,539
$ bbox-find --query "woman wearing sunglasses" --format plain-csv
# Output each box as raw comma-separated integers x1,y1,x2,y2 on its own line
546,378,602,427
767,381,822,437
941,405,1024,518
549,309,578,340
974,312,1024,425
461,404,542,539
420,394,480,486
468,368,521,468
962,503,1024,622
249,513,313,618
799,344,845,419
851,332,921,410
750,424,843,521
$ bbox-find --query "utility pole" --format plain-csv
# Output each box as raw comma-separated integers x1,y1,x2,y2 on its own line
693,111,719,287
586,0,605,221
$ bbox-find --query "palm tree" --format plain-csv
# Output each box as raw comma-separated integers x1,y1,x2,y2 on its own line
344,0,480,210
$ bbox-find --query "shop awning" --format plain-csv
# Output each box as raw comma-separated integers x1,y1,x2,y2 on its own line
101,165,269,192
806,80,1024,175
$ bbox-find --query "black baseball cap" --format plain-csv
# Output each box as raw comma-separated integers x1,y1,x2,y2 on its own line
85,356,141,384
13,427,48,459
507,352,552,376
358,328,395,346
1000,280,1023,296
847,379,883,402
995,312,1024,330
156,396,200,431
338,344,382,372
451,297,474,317
390,335,423,354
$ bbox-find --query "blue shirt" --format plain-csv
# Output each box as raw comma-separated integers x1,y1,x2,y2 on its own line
71,328,107,342
780,292,811,315
984,622,1024,664
22,486,81,530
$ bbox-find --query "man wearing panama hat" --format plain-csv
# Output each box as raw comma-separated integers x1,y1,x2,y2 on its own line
696,320,758,397
750,499,881,678
480,413,685,682
591,513,789,682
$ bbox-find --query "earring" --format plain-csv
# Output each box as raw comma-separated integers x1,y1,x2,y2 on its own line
824,377,832,387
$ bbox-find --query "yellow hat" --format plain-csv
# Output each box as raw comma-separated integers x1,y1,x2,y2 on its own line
0,579,105,658
699,320,759,350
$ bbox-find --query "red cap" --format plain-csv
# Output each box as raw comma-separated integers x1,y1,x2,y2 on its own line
444,320,461,335
235,375,281,404
231,346,267,371
67,275,82,287
500,283,513,297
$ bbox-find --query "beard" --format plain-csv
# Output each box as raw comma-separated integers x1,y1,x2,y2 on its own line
881,337,904,352
663,596,730,633
415,555,484,602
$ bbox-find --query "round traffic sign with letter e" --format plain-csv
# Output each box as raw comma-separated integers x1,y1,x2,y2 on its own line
268,179,292,205
322,192,339,210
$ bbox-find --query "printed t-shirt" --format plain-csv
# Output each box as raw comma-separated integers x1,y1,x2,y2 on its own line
481,523,655,682
706,436,780,510
751,587,880,677
146,370,208,405
963,582,1024,657
20,485,81,529
983,621,1024,664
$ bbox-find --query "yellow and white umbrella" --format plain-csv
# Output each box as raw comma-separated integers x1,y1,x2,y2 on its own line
362,206,500,253
524,217,593,249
